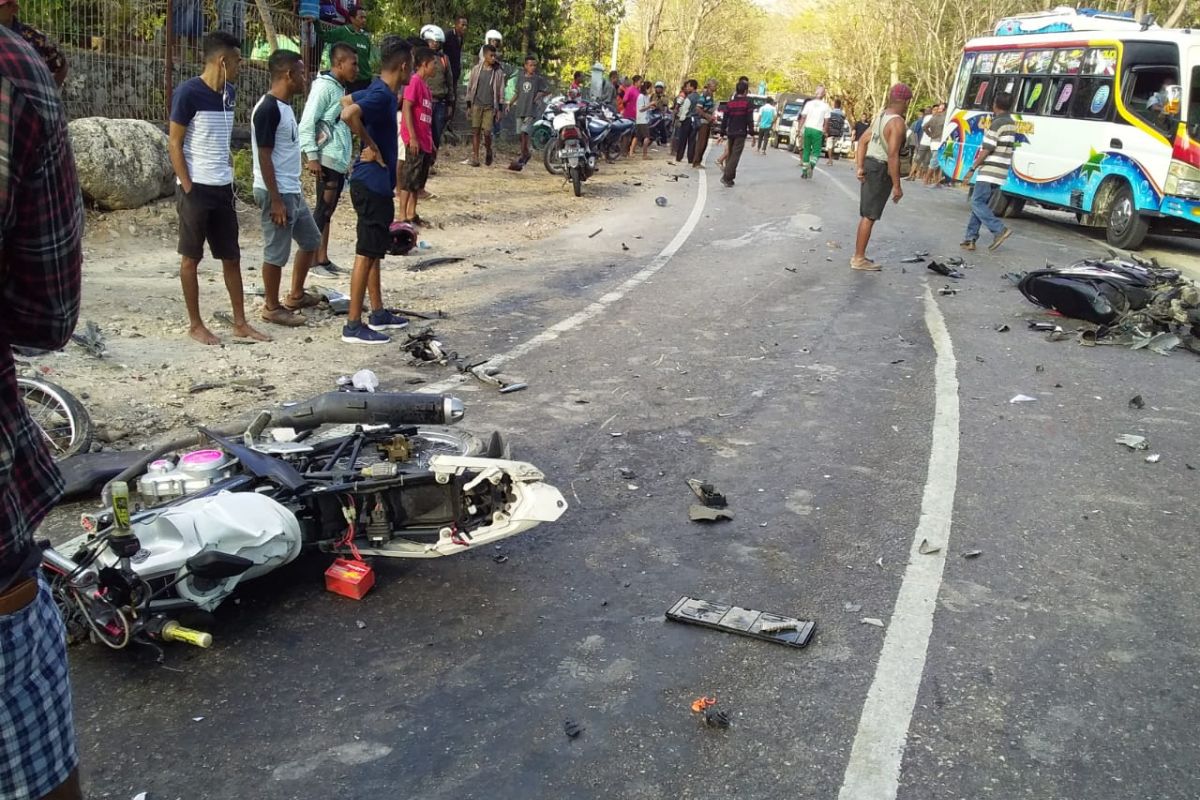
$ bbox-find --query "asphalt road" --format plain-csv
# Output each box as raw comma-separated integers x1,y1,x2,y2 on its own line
65,146,1200,800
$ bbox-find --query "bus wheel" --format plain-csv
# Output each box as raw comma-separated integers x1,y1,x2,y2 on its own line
1002,196,1025,219
1105,183,1148,250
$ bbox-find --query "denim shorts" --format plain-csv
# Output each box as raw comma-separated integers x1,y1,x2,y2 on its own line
0,577,77,799
253,190,322,267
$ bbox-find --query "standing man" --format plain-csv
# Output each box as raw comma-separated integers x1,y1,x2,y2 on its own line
673,79,697,162
756,97,776,153
419,24,454,170
922,102,946,185
824,98,846,164
599,69,618,110
851,83,911,270
169,31,269,345
690,78,716,167
621,74,640,152
444,14,466,87
252,50,321,329
324,4,373,92
0,25,84,800
465,44,504,167
960,92,1015,252
906,107,929,180
299,41,357,277
398,47,435,226
851,113,870,146
0,0,68,86
339,35,412,344
797,84,830,179
720,78,751,187
509,55,549,171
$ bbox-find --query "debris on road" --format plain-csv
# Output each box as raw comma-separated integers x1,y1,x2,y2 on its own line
844,602,863,613
564,719,585,739
1010,394,1037,403
938,285,957,296
860,617,885,628
355,620,367,629
918,539,941,555
962,550,983,559
1027,320,1058,331
687,479,727,508
335,369,379,393
391,308,448,320
927,260,965,279
994,324,1011,332
901,255,925,263
665,596,815,648
703,707,731,729
1129,394,1145,409
691,696,718,713
588,227,603,238
492,554,509,563
1146,453,1162,463
1116,434,1149,450
689,505,734,522
406,256,463,272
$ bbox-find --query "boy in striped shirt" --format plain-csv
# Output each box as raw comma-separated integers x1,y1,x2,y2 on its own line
961,91,1016,252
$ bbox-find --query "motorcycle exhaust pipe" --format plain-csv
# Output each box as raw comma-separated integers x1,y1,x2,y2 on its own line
270,392,464,430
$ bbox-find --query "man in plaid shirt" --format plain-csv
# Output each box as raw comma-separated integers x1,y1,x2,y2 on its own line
0,21,85,800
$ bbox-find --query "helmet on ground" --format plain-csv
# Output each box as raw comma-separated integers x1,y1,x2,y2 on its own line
485,29,502,43
388,221,417,256
420,24,445,43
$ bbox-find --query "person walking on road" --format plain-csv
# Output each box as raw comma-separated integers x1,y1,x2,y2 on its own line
465,44,504,167
906,106,929,180
851,82,912,270
690,79,716,167
756,98,776,153
797,84,830,179
339,35,412,344
720,79,751,187
508,54,549,171
0,24,85,800
960,92,1015,252
673,79,697,163
824,98,846,164
251,49,321,329
169,31,269,345
299,41,357,277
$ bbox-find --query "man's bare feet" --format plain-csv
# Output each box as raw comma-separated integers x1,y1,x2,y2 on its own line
232,322,273,342
189,324,221,346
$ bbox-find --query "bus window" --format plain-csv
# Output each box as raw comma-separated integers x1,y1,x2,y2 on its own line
995,51,1023,74
1023,50,1053,74
1017,78,1048,113
975,52,997,74
1072,76,1114,121
1051,48,1085,75
965,76,992,110
1123,65,1180,137
1084,48,1117,76
1190,66,1200,142
1046,78,1076,117
953,53,977,108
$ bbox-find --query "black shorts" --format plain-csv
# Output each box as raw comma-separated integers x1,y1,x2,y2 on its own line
859,158,892,221
400,147,432,192
176,182,240,261
313,166,345,230
350,181,394,260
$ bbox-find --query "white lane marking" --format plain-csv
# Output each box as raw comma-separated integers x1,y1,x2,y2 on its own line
417,166,710,394
791,153,858,203
837,283,960,800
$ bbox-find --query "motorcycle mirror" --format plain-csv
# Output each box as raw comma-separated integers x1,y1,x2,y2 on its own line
186,551,255,580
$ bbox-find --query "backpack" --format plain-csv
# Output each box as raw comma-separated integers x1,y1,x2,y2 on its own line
826,111,845,137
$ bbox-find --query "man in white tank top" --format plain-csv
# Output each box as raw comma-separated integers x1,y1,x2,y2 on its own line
851,83,912,270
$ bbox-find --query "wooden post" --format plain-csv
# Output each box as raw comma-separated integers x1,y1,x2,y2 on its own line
165,0,174,123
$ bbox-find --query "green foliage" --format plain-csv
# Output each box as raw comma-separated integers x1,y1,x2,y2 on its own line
231,147,255,204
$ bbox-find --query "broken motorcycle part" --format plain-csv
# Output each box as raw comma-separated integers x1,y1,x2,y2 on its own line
928,261,964,279
686,479,727,508
665,596,815,648
1115,434,1149,450
689,505,733,522
563,720,584,739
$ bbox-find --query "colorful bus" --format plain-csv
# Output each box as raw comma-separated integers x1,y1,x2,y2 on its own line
937,7,1200,249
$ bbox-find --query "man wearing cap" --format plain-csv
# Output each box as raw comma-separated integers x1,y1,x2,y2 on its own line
0,0,67,86
851,82,911,270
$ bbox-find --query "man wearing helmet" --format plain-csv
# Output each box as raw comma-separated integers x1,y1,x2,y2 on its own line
479,28,502,64
419,24,455,168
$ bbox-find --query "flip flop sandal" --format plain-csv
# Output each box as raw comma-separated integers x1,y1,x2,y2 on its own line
261,307,307,327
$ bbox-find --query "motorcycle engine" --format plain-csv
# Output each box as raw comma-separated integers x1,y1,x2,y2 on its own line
137,449,235,502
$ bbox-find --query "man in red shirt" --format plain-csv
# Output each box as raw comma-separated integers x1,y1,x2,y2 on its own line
399,47,436,226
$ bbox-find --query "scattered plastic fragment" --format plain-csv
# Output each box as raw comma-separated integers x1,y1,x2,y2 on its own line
355,620,366,629
1145,453,1161,463
687,479,727,508
918,539,941,555
1129,394,1145,409
655,196,668,206
1010,394,1037,403
843,602,862,613
928,261,964,278
703,707,731,728
901,255,925,264
994,324,1010,332
861,617,885,628
938,285,957,296
1115,434,1149,450
588,227,603,238
666,596,815,648
564,719,585,739
691,696,718,713
689,505,734,522
962,550,983,559
1027,320,1057,331
351,369,379,393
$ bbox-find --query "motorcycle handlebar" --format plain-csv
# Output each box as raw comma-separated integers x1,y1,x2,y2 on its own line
161,621,212,648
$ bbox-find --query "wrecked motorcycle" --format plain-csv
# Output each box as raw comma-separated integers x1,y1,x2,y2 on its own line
40,392,568,652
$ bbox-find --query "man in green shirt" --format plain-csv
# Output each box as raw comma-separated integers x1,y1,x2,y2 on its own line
323,4,373,91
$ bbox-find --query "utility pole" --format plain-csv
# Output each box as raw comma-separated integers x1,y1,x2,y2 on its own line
610,21,620,72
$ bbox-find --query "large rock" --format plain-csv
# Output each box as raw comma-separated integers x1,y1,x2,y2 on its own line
68,118,175,210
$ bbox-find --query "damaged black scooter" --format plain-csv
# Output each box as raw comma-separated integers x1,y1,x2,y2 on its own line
40,392,567,653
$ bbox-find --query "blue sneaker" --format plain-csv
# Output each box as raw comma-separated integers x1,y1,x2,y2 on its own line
367,309,409,331
341,321,391,345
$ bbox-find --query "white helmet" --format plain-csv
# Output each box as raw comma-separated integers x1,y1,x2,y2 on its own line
420,24,445,43
485,29,502,44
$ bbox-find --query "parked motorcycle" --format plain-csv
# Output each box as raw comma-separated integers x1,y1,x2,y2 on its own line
545,105,593,196
40,391,567,653
647,106,673,146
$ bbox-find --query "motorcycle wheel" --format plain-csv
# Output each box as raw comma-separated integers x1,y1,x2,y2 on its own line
18,377,93,459
570,166,583,197
543,137,565,176
605,138,624,163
